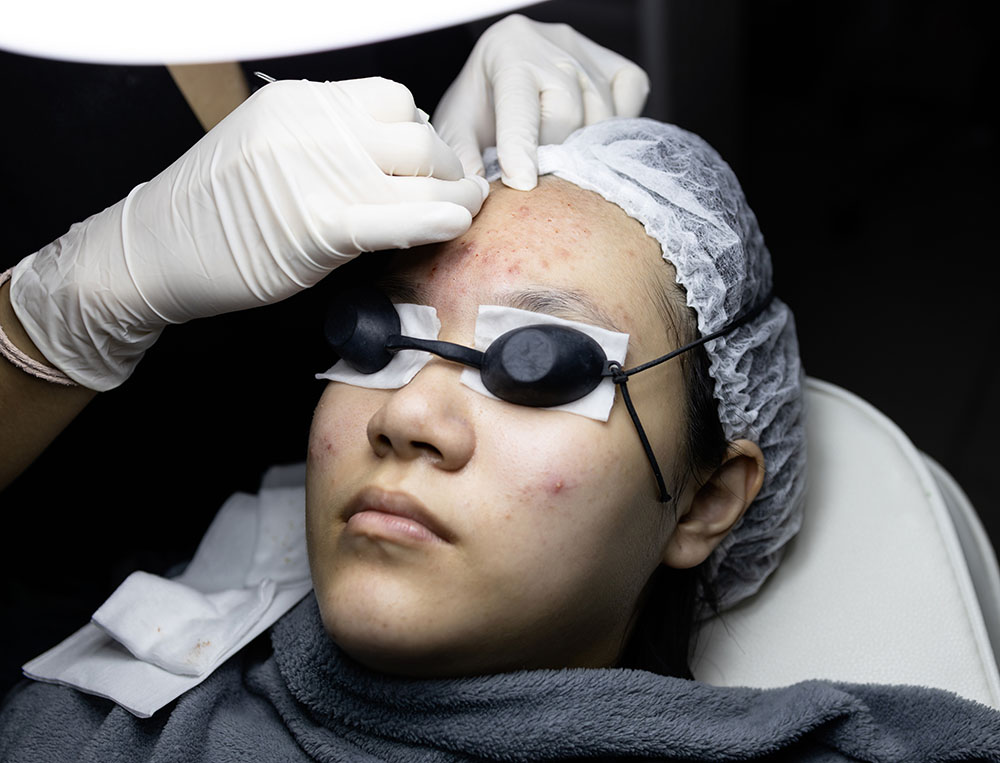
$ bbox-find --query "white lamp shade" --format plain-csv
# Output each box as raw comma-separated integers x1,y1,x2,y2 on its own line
0,0,540,64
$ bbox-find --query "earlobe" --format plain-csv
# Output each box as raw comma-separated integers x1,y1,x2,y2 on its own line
662,440,765,569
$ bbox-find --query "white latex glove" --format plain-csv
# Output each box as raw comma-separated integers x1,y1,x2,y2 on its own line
432,14,650,191
11,77,488,392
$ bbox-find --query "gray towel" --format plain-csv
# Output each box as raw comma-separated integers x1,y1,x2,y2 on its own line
3,593,1000,761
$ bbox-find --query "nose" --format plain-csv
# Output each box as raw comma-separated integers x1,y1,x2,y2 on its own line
366,364,476,471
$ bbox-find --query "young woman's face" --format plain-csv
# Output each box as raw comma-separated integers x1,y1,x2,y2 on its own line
306,177,694,677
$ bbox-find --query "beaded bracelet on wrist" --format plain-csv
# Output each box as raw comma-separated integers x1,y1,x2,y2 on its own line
0,268,79,387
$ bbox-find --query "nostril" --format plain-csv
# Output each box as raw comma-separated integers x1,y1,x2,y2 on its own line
412,441,444,459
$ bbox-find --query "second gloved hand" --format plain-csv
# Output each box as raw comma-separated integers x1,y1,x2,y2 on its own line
432,14,650,191
11,77,488,391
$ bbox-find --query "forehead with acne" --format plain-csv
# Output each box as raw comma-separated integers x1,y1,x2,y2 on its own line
391,176,676,351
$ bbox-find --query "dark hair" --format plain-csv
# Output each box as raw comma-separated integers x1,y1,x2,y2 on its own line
617,303,729,679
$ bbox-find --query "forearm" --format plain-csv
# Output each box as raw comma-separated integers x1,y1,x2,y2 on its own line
0,279,96,491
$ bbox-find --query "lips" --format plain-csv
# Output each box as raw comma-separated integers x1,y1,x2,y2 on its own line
343,486,454,544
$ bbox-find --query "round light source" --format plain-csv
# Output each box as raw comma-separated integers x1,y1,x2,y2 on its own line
0,0,539,64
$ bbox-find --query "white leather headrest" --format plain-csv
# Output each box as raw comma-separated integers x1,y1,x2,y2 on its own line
693,378,1000,709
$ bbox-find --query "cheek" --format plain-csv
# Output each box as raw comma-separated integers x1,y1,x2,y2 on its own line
307,385,374,469
478,412,650,544
467,412,669,630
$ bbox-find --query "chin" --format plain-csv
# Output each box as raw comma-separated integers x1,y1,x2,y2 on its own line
327,619,477,679
314,581,464,678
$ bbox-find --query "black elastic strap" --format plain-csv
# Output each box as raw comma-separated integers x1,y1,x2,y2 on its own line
606,291,775,502
385,335,484,369
610,363,670,503
607,290,774,379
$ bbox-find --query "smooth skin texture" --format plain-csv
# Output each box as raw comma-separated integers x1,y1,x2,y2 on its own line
0,280,96,490
306,177,764,678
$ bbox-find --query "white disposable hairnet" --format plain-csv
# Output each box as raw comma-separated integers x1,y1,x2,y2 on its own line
485,117,807,611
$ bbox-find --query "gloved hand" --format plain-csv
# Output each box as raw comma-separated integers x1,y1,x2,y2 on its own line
10,77,488,392
432,14,650,191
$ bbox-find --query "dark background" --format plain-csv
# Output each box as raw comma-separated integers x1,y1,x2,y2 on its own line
1,0,996,698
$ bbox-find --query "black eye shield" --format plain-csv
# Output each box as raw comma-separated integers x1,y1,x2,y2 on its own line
324,288,773,502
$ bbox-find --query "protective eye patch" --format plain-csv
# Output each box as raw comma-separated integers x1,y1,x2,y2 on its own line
316,286,774,503
316,297,441,389
315,289,627,421
458,305,628,421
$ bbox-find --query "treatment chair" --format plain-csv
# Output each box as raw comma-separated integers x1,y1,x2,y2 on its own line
693,378,1000,709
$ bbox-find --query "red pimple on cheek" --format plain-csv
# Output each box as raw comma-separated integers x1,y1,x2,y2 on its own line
545,474,572,496
307,436,332,463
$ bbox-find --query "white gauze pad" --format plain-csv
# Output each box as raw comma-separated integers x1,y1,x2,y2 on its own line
460,305,629,422
315,303,440,388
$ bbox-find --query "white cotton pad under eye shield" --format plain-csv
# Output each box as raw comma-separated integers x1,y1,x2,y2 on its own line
316,303,441,387
315,303,629,422
459,306,629,422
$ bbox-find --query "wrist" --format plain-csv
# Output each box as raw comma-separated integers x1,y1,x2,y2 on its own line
1,276,47,364
11,199,164,391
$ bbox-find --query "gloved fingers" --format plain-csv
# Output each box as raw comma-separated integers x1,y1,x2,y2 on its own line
452,130,489,180
433,119,488,180
335,76,424,123
383,174,489,217
431,53,494,179
577,66,615,125
550,26,650,117
344,202,474,252
536,65,586,146
610,63,651,117
362,120,465,180
492,65,543,191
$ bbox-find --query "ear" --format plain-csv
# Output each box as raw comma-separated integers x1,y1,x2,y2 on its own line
662,440,765,570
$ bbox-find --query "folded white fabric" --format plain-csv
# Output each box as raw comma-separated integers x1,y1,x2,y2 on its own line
23,464,312,717
91,573,276,677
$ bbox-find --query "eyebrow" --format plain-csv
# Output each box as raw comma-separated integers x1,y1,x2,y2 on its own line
376,276,625,334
